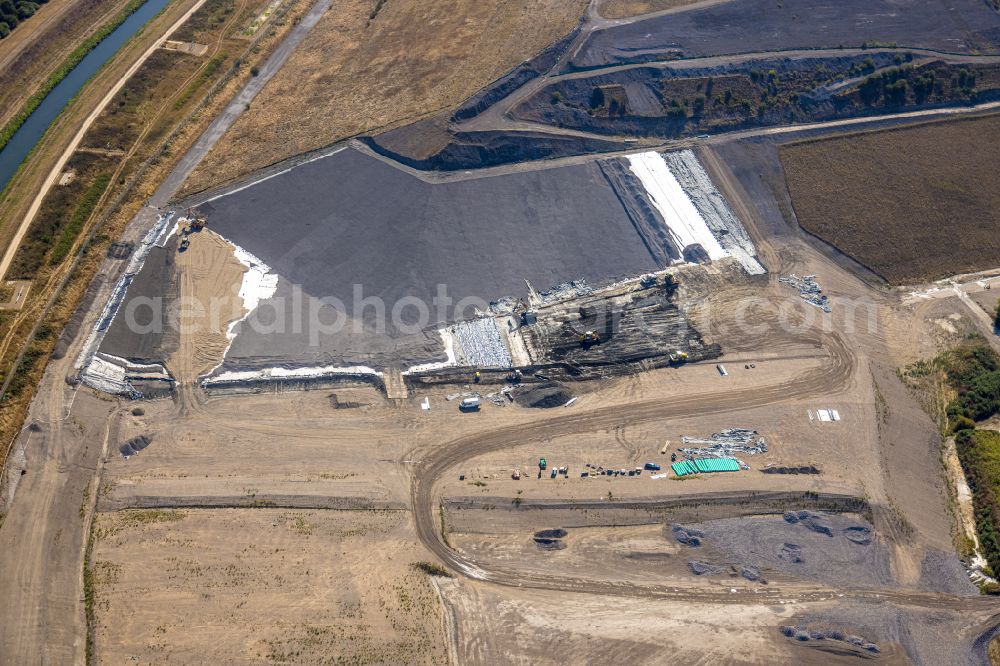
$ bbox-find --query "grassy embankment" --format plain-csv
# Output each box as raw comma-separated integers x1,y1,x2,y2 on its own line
0,0,148,157
901,335,1000,591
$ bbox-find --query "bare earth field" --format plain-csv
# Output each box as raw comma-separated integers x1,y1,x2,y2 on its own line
781,114,1000,285
7,132,1000,663
92,508,448,665
184,0,588,192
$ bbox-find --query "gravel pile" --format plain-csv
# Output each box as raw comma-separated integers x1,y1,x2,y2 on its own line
670,524,705,547
688,560,722,575
780,625,879,652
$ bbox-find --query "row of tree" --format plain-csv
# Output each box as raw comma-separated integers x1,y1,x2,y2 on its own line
944,337,1000,589
0,0,50,39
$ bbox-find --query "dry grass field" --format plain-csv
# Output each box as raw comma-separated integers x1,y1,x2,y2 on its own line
598,0,713,19
780,115,1000,285
184,0,587,192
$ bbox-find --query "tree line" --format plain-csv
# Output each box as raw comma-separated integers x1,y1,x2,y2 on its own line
0,0,50,39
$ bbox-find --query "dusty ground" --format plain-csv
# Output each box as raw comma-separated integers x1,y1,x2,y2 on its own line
91,508,448,665
80,126,997,663
435,579,925,665
780,115,1000,284
969,288,1000,319
168,229,246,382
6,3,1000,652
183,0,588,192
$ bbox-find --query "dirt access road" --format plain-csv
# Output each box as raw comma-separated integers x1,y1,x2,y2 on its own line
0,0,334,660
408,330,991,612
450,0,1000,143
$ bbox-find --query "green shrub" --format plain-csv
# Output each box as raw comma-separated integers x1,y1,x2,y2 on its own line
412,561,452,577
49,173,111,265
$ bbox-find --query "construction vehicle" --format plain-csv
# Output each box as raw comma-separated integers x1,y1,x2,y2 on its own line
669,350,689,364
474,371,481,384
178,237,190,252
539,458,547,470
459,397,481,412
185,208,206,232
511,469,521,480
579,330,600,348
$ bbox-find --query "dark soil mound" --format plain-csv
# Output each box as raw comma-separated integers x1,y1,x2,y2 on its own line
119,435,152,457
740,565,765,582
763,465,820,475
843,526,873,545
534,538,567,550
515,382,573,409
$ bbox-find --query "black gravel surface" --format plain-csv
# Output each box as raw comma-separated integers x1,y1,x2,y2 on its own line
199,148,664,337
571,0,1000,69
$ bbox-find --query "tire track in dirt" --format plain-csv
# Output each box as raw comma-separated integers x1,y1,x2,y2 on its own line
409,330,996,611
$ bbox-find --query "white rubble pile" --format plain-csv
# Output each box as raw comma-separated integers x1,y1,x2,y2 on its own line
661,150,765,275
454,317,512,368
627,151,728,262
779,274,831,313
202,364,381,387
680,428,768,458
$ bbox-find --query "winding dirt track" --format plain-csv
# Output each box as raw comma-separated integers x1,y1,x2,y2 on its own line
410,330,995,611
